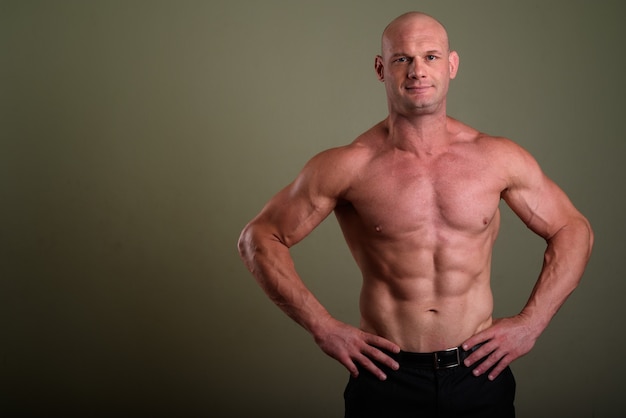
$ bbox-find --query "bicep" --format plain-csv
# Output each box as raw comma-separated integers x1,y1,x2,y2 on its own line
255,179,337,248
501,147,581,240
251,149,351,247
245,146,357,248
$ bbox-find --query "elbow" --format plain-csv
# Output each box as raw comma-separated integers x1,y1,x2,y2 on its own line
584,216,594,259
569,214,594,261
237,222,257,264
546,214,594,261
238,222,262,276
237,220,279,270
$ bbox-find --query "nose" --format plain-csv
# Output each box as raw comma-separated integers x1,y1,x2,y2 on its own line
408,60,425,79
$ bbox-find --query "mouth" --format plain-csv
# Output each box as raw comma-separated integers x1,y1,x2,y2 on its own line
405,85,432,93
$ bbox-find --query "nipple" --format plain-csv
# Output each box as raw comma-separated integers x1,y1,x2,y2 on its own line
375,225,382,233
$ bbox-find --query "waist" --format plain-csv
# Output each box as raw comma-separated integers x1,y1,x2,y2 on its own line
387,345,481,369
359,289,494,351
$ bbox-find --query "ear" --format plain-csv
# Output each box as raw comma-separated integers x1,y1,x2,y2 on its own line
448,51,459,79
374,55,385,82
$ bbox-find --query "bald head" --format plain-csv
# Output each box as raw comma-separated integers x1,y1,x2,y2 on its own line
374,12,459,115
381,12,450,57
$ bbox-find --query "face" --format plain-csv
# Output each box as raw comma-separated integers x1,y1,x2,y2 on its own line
375,14,459,116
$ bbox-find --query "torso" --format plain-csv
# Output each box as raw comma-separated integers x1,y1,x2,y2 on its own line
333,118,508,352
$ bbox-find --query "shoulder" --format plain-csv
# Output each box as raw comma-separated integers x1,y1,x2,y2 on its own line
449,118,522,153
450,118,537,165
294,123,383,196
302,123,383,177
476,134,533,163
476,135,546,194
481,135,541,176
448,117,544,184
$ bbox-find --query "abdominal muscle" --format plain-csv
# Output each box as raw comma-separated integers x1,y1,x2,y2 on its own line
345,227,497,353
359,274,494,352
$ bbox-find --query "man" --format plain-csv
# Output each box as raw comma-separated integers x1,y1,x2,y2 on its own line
238,11,593,417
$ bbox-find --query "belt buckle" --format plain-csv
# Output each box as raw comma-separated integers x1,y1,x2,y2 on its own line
433,347,461,369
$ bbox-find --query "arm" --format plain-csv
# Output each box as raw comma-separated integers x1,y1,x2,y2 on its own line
238,149,400,379
463,141,593,380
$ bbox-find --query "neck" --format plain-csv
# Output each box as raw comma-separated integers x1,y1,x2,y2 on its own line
384,111,450,155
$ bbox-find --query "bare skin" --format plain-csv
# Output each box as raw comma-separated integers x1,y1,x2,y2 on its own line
238,12,593,382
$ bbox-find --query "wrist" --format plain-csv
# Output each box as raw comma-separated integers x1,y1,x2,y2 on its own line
308,313,335,342
517,309,548,340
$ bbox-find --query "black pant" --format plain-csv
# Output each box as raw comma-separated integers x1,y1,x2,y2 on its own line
344,351,516,418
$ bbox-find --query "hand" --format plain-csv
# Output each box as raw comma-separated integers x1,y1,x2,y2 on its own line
313,318,400,381
462,315,538,381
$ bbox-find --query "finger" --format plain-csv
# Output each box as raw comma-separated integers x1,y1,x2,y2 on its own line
357,354,388,381
364,345,399,371
471,349,503,377
365,334,401,354
463,341,496,367
487,355,511,381
339,356,360,378
462,331,493,354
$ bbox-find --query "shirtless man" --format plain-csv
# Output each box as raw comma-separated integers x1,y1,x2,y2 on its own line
238,12,593,417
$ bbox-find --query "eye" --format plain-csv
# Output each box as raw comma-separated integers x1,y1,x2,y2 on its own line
394,56,409,63
426,55,438,61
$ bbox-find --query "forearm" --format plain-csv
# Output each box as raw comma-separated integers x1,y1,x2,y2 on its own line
521,216,593,335
238,223,332,337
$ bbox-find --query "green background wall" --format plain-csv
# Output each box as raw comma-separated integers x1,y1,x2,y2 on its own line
2,1,624,416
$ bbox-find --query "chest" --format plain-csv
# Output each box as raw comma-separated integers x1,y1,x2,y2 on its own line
343,151,504,234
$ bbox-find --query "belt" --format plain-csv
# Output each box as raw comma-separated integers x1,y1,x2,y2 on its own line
394,346,476,370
